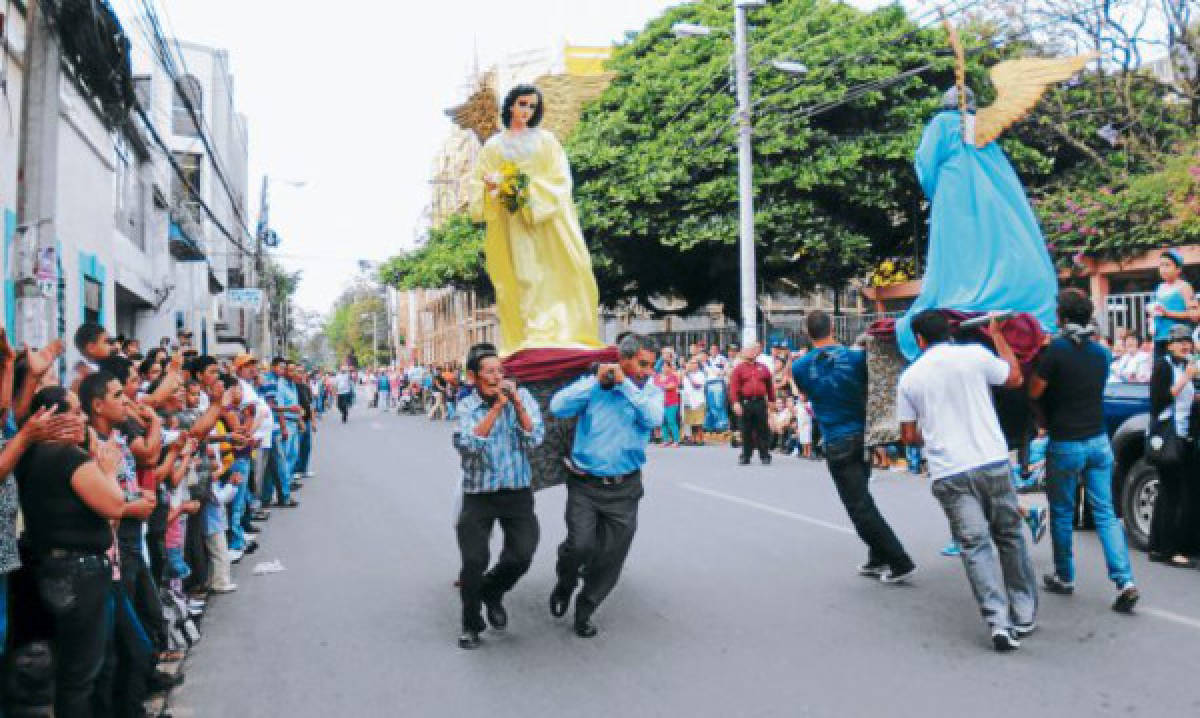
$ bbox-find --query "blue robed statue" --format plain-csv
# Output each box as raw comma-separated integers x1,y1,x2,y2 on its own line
895,87,1058,360
893,25,1095,360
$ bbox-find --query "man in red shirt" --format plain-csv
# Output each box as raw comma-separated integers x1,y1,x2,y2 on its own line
730,343,775,465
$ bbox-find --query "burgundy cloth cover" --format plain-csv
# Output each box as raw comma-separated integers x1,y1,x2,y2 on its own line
867,310,1046,367
502,347,619,384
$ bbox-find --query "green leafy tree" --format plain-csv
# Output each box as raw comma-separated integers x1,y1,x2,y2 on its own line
567,0,1019,318
379,213,491,299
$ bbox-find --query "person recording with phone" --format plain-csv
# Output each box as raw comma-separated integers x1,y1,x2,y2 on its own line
451,343,544,649
548,333,664,638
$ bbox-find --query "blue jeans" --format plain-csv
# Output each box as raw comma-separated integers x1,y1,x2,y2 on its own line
662,405,681,444
228,458,252,550
285,429,300,478
295,423,312,475
1045,434,1134,587
260,435,292,504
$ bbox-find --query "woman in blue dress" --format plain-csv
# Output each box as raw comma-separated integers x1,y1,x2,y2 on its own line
1149,249,1198,358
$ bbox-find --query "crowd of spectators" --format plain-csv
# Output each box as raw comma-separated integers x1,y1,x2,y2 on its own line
0,321,323,716
357,363,465,420
649,340,818,459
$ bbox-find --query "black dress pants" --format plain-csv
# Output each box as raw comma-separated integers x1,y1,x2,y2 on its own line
825,435,914,573
555,474,644,618
455,489,539,631
740,398,770,461
1149,459,1194,556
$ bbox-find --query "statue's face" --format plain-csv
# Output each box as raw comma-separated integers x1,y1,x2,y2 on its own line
511,93,539,128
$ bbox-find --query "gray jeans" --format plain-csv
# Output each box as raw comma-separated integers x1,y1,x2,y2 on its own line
932,461,1037,632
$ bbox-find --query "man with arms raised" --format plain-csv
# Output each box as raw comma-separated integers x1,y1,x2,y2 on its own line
898,310,1038,652
452,343,544,649
549,334,664,638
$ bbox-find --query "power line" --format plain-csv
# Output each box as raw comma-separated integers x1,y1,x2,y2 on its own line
125,0,256,247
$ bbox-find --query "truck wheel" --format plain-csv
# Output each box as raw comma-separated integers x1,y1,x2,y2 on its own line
1121,459,1158,551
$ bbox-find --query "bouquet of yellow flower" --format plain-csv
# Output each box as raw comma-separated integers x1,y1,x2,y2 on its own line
486,161,531,214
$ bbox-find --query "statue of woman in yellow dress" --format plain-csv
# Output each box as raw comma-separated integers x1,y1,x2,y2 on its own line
468,84,604,356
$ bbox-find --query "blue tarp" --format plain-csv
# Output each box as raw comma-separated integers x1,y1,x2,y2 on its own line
895,111,1058,360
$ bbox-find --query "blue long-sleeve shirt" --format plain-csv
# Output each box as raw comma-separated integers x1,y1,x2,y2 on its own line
550,376,665,478
452,388,545,493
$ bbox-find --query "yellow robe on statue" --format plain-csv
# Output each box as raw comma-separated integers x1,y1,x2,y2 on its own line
469,128,604,356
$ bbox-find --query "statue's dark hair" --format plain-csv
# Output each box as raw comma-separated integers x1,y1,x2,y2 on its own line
501,84,544,129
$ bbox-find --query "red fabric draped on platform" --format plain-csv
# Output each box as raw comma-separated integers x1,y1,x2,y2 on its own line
868,310,1046,366
502,347,619,384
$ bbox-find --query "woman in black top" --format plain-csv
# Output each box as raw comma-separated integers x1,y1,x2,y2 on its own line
15,386,129,717
1147,326,1200,568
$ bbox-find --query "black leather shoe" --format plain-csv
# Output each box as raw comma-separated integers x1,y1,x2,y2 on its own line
738,457,750,466
484,597,508,631
574,617,598,638
549,584,573,618
457,630,481,649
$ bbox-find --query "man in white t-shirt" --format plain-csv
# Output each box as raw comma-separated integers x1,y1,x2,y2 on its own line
896,310,1037,653
234,353,274,522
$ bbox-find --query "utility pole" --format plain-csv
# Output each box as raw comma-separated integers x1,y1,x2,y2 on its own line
733,0,758,348
14,1,62,350
255,176,270,357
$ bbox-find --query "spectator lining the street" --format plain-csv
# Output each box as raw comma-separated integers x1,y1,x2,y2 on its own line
1147,324,1200,569
1149,249,1199,358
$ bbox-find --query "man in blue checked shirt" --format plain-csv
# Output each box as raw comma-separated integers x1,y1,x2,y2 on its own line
548,333,664,638
452,343,544,650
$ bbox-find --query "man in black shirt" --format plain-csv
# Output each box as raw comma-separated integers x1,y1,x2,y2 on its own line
1030,289,1139,613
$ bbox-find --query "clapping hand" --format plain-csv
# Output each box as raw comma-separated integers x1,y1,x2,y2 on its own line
26,339,65,379
95,436,125,477
23,406,82,444
0,328,15,365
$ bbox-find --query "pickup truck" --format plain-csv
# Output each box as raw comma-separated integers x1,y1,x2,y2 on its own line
1102,381,1156,550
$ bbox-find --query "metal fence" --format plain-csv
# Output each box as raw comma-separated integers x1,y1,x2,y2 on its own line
644,312,904,356
1105,292,1155,341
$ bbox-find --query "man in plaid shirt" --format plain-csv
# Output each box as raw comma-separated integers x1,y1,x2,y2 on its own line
451,343,544,649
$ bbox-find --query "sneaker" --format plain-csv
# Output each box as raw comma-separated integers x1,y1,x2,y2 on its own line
992,628,1020,652
880,565,917,584
304,471,315,478
1013,621,1037,638
1026,506,1047,544
940,541,961,557
228,549,245,564
1042,573,1075,595
211,584,238,594
1113,583,1140,614
857,561,888,578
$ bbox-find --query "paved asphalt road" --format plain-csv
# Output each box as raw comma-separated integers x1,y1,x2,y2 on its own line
169,404,1200,718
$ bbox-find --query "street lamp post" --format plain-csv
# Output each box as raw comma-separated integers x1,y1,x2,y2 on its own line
676,0,803,348
732,1,758,348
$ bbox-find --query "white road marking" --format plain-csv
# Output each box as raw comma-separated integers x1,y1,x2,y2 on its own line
1142,607,1200,632
680,482,855,536
682,482,1200,632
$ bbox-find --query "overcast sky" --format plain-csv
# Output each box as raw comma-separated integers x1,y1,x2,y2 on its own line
135,0,904,314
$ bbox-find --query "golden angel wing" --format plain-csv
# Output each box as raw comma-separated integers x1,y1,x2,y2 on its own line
446,72,501,144
974,53,1097,148
532,72,615,142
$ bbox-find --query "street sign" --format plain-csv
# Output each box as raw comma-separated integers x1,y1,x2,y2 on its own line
227,288,264,310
